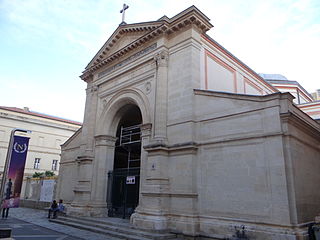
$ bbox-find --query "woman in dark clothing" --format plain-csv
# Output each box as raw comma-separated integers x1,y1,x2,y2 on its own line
48,200,58,219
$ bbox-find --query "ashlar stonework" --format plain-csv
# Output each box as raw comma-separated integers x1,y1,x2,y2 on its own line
56,6,320,240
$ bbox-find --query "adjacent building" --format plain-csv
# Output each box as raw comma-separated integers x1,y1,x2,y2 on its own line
311,89,320,101
260,74,320,120
0,106,81,177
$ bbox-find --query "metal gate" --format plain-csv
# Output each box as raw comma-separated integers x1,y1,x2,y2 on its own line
107,124,141,219
107,168,140,218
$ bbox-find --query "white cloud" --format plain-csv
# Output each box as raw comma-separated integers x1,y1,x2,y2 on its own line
0,0,319,122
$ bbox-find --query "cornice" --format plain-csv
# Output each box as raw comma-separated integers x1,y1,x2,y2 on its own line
144,141,198,156
194,89,284,102
81,6,213,81
0,112,80,132
280,111,320,140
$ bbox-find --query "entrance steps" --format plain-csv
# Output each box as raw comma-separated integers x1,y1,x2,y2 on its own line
49,215,179,240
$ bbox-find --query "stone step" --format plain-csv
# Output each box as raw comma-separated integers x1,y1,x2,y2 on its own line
50,216,177,240
62,215,168,234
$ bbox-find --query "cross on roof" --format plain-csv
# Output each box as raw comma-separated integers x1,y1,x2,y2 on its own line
120,4,129,24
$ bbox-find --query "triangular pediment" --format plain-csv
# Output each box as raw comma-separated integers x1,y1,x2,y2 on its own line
81,6,213,81
107,32,149,56
85,21,163,70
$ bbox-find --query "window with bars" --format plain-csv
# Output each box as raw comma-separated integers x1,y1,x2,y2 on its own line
34,158,40,169
52,160,58,171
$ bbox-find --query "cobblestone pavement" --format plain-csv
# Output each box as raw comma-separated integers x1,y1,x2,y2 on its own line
3,207,120,240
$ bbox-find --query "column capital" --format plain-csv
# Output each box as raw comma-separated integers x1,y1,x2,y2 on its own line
154,50,169,68
86,83,99,95
141,123,152,138
94,135,117,147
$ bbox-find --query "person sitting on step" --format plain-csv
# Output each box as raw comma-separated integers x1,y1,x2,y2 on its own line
57,199,65,214
48,200,58,219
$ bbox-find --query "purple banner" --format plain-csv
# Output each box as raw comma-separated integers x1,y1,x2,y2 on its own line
2,135,29,208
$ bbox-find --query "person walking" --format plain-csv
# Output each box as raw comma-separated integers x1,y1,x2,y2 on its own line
2,179,12,218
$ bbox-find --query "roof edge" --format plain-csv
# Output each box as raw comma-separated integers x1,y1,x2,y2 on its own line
0,106,82,126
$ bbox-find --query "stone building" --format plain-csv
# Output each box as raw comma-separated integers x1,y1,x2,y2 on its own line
56,6,320,239
0,106,81,177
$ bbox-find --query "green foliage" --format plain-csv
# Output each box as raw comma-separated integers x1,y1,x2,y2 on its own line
32,171,55,178
32,172,44,178
44,171,55,177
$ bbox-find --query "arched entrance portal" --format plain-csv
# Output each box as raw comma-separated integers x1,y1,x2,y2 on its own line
109,104,142,218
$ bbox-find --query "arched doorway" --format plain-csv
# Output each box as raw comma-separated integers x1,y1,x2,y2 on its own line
108,104,142,218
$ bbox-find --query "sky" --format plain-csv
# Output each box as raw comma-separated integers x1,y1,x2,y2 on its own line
0,0,319,122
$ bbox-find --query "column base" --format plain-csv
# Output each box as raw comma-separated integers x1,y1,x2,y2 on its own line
130,210,169,231
68,202,108,217
131,211,309,240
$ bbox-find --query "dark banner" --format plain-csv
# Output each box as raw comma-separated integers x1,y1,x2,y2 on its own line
2,135,29,208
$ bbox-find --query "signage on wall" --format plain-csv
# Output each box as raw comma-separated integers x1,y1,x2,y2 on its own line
126,176,135,185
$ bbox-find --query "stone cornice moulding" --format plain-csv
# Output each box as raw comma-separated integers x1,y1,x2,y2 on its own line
73,187,91,193
96,43,157,81
81,6,213,81
94,134,117,147
76,155,94,164
194,89,285,103
281,112,320,140
141,123,152,138
144,141,198,156
95,54,156,91
141,192,198,198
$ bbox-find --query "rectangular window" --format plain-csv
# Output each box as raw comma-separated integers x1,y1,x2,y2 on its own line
52,160,58,171
34,158,40,169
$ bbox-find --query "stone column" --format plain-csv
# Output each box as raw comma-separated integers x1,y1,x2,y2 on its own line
131,123,170,230
134,123,152,206
70,156,93,215
152,50,169,144
80,82,99,155
71,80,99,215
88,135,116,216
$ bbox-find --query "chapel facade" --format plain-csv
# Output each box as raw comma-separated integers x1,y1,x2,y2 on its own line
56,6,320,239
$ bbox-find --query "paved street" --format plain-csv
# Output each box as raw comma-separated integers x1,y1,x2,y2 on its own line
0,217,78,240
0,207,118,240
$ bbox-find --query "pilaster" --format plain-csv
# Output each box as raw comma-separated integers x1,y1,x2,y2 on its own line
70,79,101,216
80,81,99,156
71,155,93,208
131,122,171,230
91,135,116,205
152,50,169,145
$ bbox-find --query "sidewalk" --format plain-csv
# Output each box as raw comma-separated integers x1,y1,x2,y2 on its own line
1,207,121,240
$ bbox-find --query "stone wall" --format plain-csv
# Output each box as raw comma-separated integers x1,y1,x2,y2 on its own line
21,177,57,209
